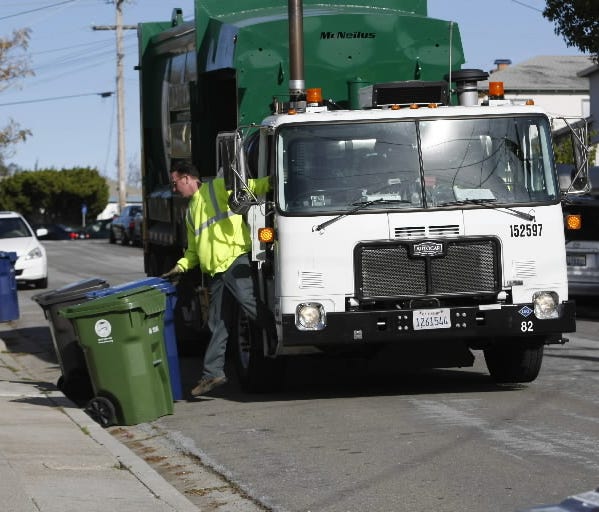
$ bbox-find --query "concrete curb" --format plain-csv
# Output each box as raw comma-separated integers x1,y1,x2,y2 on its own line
0,336,198,512
56,398,199,512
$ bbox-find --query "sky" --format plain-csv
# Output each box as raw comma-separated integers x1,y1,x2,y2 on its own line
0,0,586,180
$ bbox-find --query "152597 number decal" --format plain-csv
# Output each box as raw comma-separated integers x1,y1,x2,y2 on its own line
510,223,543,237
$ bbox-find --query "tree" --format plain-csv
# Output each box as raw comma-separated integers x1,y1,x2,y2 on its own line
543,1,599,62
0,29,33,161
0,167,109,225
554,130,597,166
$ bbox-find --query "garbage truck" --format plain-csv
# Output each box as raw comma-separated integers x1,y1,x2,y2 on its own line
137,0,589,391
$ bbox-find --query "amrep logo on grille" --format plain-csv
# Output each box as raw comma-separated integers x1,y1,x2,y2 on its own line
412,241,444,257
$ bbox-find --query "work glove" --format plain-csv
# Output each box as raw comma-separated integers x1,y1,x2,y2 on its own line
161,264,183,282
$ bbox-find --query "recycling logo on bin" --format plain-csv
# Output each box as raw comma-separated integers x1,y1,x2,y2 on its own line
94,319,113,343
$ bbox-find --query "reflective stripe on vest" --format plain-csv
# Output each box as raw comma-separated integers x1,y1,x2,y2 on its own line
186,180,235,236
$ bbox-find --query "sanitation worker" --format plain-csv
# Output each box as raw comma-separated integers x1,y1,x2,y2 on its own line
162,160,272,396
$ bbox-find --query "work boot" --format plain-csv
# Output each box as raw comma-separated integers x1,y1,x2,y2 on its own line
190,375,228,397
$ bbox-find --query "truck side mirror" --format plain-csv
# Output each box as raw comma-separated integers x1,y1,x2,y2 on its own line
216,131,254,214
216,132,240,190
565,124,591,195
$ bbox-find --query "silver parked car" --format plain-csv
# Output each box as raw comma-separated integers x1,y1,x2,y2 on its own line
109,205,143,246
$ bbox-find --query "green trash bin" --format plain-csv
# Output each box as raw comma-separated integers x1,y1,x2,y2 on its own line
60,286,173,427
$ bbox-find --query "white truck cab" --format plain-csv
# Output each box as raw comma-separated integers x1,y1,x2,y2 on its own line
221,88,586,389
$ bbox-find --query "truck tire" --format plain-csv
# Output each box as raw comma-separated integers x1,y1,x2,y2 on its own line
228,298,284,393
483,341,544,384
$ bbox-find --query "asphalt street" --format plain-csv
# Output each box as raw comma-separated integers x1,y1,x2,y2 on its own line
4,240,599,512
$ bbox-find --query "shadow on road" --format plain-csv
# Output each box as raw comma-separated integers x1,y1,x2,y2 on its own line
571,296,599,320
0,325,57,365
1,322,524,408
178,347,521,405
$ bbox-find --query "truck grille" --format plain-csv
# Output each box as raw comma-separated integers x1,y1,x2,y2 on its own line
356,238,500,299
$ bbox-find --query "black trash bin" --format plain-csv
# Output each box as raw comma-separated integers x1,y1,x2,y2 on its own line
32,278,109,400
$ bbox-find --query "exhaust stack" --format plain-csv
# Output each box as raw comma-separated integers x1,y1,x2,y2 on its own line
449,69,489,106
288,0,305,101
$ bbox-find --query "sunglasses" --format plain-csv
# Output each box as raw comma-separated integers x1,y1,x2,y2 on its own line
170,175,187,187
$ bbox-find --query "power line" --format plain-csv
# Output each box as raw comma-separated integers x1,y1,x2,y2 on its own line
34,45,118,72
30,38,113,57
17,39,137,88
0,91,114,107
511,0,544,13
0,0,78,21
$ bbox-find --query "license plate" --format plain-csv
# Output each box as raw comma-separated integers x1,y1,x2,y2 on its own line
567,254,586,267
413,308,451,330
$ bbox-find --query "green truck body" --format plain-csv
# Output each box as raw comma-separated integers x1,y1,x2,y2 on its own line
137,0,465,275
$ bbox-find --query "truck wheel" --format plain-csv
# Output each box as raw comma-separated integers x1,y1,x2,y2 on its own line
483,341,544,384
229,299,284,393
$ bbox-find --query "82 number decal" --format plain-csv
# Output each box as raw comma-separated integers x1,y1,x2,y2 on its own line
521,321,534,332
510,223,543,237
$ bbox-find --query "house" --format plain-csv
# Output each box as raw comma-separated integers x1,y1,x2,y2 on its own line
479,55,596,166
578,62,599,146
479,55,592,131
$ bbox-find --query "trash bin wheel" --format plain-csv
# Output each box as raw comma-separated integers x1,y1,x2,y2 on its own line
85,397,117,428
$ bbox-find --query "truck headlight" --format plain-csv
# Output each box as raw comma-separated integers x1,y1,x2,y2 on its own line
296,303,326,330
533,291,559,319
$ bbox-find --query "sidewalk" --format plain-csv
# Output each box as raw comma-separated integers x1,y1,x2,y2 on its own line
0,336,198,512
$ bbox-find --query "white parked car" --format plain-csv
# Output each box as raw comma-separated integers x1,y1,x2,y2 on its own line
0,211,48,289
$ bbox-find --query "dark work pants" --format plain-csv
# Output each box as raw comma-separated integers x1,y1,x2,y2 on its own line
202,253,258,379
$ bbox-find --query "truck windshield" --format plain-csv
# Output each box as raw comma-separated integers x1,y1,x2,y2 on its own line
277,115,558,213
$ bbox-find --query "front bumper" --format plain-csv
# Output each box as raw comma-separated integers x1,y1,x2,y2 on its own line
15,261,47,282
281,301,576,347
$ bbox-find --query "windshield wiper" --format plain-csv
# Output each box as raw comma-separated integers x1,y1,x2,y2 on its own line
352,198,411,206
438,198,535,222
313,198,408,232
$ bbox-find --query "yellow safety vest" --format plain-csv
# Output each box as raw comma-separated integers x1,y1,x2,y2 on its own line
176,176,270,276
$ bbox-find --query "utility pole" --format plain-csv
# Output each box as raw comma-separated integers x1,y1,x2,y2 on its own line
92,1,136,213
115,0,126,212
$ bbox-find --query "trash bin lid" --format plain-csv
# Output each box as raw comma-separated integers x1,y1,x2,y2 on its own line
86,276,175,300
60,285,166,319
32,278,109,307
148,277,176,295
0,251,17,263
